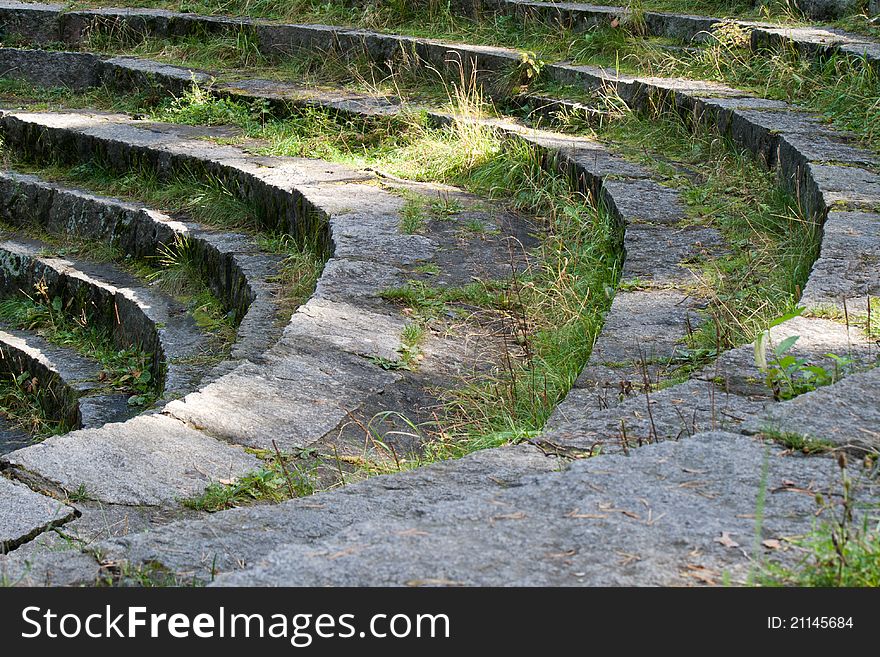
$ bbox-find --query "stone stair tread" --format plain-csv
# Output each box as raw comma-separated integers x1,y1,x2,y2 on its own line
163,342,400,451
0,413,260,506
575,289,703,384
801,210,880,308
210,431,875,586
95,444,557,579
0,325,101,386
543,379,764,451
0,475,75,553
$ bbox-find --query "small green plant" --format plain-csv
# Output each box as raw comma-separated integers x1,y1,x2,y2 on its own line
0,289,159,407
184,462,316,512
754,332,853,400
400,196,428,234
762,428,836,454
0,370,68,439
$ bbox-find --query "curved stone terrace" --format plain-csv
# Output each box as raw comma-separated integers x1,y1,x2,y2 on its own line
0,0,876,587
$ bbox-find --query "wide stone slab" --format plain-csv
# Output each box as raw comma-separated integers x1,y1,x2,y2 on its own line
0,476,76,553
573,289,703,394
282,298,406,363
96,444,557,580
1,414,259,506
214,432,873,586
164,345,399,451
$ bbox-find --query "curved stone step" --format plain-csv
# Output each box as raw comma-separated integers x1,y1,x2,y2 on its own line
208,431,878,586
0,0,876,74
486,0,880,64
95,443,558,581
542,314,876,451
0,170,282,362
0,110,435,507
0,236,209,398
743,365,880,455
0,326,131,433
2,413,261,506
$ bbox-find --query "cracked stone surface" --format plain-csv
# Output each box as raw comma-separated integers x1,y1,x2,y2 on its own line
0,476,76,553
0,521,103,585
96,444,559,580
213,432,874,586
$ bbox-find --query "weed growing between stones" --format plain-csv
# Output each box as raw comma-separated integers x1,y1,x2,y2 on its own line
587,108,819,355
760,453,880,586
760,428,837,454
184,447,318,512
0,369,70,439
1,155,326,330
0,292,158,409
754,329,856,400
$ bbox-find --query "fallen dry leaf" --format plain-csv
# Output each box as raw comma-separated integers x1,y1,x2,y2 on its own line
546,549,577,559
714,531,740,549
762,539,782,550
684,564,718,585
395,528,429,537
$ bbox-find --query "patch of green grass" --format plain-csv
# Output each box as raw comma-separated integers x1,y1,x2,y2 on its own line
761,454,880,587
761,428,836,454
0,293,159,407
183,455,317,512
258,232,326,318
399,194,428,234
0,370,70,439
381,279,510,318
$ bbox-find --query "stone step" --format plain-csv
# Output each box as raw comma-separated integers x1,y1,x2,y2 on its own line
543,314,876,449
0,474,76,553
0,235,209,398
0,326,132,432
208,431,878,586
1,412,260,506
488,0,880,64
0,170,282,362
0,0,876,75
95,443,558,581
743,365,880,455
